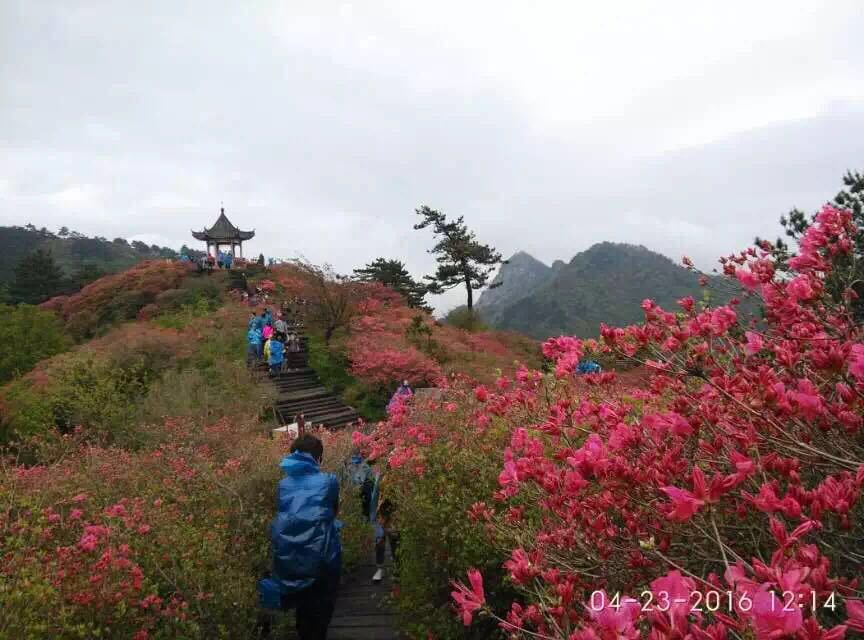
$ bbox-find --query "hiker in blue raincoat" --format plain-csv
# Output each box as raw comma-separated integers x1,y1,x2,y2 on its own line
247,326,263,364
258,434,341,640
339,451,374,520
268,335,284,376
577,360,602,375
262,307,273,328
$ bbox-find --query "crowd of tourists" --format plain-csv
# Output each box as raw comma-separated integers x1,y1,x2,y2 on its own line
194,250,238,272
246,308,303,375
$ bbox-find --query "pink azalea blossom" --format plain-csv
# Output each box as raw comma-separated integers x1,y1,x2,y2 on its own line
650,570,695,626
78,533,99,552
589,589,641,637
736,268,761,290
661,486,705,521
787,275,815,301
450,569,485,626
846,599,864,633
745,331,764,354
848,344,864,382
750,591,803,639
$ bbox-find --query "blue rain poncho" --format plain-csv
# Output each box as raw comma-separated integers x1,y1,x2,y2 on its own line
577,360,602,374
340,454,373,487
247,328,262,346
269,339,284,365
268,452,342,594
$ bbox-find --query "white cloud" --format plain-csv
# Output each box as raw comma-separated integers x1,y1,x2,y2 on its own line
42,184,103,211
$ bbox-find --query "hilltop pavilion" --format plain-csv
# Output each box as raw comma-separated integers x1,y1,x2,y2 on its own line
191,207,255,258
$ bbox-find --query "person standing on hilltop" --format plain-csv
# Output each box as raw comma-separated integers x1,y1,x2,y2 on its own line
258,434,341,640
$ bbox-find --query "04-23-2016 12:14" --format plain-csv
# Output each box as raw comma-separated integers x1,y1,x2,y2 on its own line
590,590,839,613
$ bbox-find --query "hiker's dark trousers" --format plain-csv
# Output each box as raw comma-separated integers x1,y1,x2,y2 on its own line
375,531,400,565
287,575,338,640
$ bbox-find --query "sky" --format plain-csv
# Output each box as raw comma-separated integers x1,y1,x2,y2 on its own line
2,1,863,312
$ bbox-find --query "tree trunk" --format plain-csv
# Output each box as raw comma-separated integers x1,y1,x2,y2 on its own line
465,279,473,309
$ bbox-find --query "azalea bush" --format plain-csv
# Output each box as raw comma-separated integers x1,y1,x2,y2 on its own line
359,205,864,639
0,415,283,640
40,260,197,339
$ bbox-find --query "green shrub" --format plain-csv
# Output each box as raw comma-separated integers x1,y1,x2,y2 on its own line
389,424,517,639
307,333,387,421
1,349,172,450
443,307,488,332
0,304,71,384
138,362,269,425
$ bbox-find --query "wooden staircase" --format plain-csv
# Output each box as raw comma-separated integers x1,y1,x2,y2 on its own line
265,331,361,430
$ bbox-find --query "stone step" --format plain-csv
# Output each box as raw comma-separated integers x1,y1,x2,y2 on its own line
276,388,331,403
277,398,347,413
276,376,322,391
277,408,360,429
302,410,361,429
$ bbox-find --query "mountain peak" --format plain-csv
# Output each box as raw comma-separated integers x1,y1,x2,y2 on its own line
506,251,547,267
476,250,552,317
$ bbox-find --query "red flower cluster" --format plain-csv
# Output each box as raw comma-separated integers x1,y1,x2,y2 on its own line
365,206,864,639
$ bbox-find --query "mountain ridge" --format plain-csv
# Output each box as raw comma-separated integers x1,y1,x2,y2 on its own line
476,242,728,338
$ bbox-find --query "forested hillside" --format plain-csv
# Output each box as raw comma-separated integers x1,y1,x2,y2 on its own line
0,224,201,303
477,242,739,338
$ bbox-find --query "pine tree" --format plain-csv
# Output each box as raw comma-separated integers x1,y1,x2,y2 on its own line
8,248,66,305
413,206,502,309
353,258,431,311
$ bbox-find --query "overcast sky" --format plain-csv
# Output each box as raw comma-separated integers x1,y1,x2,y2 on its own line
2,1,863,312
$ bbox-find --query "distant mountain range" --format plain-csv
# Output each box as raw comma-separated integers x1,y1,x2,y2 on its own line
0,224,201,288
476,243,736,339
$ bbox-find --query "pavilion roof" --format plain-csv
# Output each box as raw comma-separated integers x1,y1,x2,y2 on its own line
192,208,255,241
